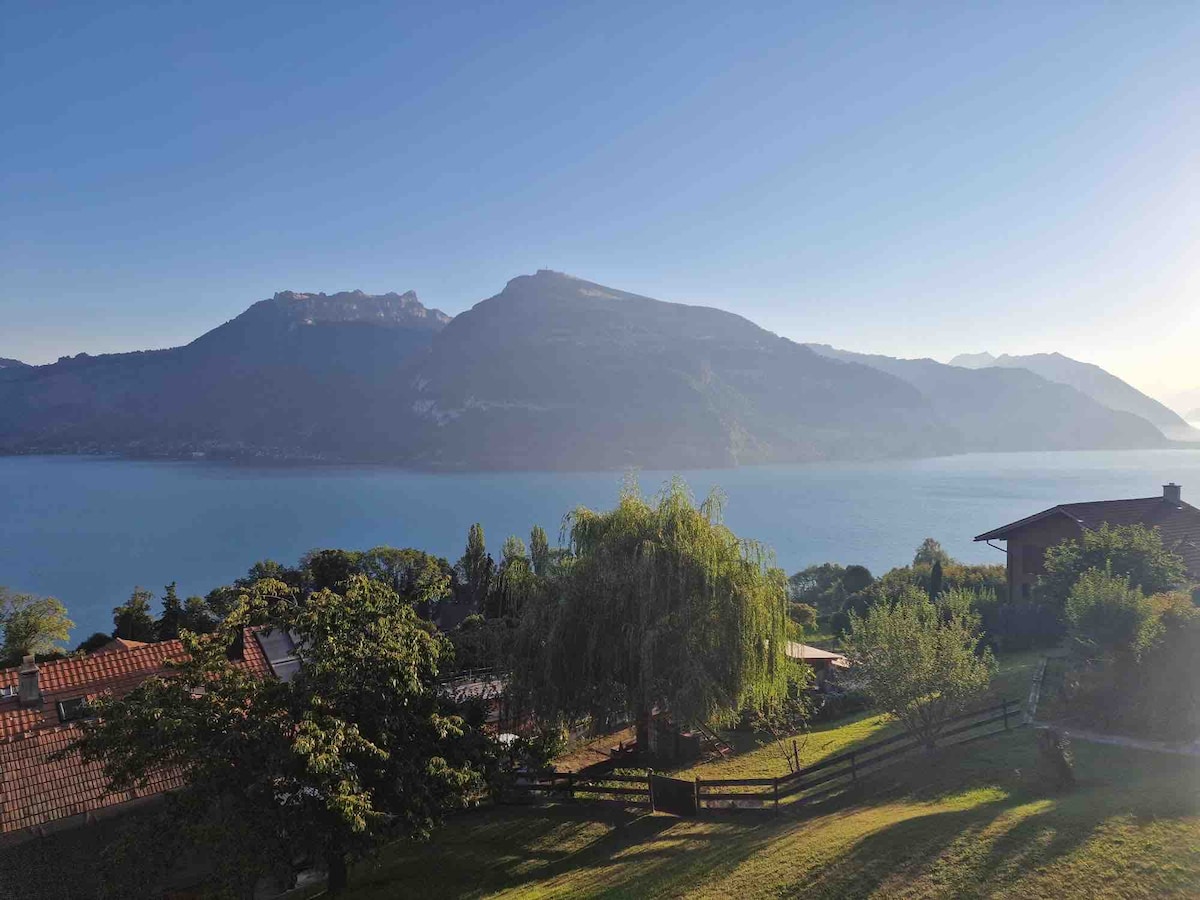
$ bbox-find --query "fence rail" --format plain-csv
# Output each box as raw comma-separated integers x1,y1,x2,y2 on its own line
504,698,1022,815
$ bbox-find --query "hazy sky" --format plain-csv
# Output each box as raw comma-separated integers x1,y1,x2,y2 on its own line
3,2,1198,401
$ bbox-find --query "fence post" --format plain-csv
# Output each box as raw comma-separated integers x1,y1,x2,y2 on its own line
1002,698,1010,731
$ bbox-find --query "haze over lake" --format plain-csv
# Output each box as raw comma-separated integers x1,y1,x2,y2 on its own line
4,449,1200,639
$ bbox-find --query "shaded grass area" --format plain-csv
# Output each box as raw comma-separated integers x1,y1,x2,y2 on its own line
675,650,1043,784
344,734,1200,899
342,651,1198,898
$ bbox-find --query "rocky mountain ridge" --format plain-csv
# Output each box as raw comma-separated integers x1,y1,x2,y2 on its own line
0,273,1172,468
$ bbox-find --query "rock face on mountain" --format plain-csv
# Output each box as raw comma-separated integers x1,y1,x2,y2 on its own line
0,291,449,460
810,345,1167,453
949,351,1187,432
398,270,946,469
0,358,29,368
0,273,1172,468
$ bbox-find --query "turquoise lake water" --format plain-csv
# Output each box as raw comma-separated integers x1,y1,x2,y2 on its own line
3,449,1200,639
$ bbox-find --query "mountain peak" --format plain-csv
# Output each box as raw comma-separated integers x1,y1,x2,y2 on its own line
948,351,997,368
257,289,450,329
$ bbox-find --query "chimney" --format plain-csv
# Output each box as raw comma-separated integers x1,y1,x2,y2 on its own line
18,656,41,707
1164,483,1182,505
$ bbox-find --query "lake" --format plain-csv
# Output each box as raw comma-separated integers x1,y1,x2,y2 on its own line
3,449,1200,639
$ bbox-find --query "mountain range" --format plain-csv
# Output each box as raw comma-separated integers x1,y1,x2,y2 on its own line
948,351,1190,436
0,271,1180,469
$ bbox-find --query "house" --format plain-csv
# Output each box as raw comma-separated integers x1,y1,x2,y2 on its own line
974,483,1200,601
785,642,850,688
0,632,272,847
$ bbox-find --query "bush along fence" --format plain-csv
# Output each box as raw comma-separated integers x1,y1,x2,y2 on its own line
505,698,1023,816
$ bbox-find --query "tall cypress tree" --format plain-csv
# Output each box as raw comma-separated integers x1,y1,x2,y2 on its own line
455,523,494,613
158,582,183,641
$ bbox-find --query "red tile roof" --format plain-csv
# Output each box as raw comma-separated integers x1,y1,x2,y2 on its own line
975,495,1200,576
0,630,271,838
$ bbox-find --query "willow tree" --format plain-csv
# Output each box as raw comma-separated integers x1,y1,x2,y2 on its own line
512,477,789,738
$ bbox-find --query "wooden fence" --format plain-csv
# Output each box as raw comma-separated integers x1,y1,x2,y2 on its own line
505,698,1022,814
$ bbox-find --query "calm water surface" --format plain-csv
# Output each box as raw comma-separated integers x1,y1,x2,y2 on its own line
3,449,1200,638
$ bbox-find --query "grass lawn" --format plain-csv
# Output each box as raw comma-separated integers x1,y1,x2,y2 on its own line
342,733,1200,899
334,651,1199,898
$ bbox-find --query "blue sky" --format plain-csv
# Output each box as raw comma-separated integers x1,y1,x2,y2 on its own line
3,2,1198,401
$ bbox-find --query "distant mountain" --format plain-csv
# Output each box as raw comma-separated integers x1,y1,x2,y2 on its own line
0,358,29,369
1189,409,1200,423
810,345,1166,453
0,273,1171,468
0,290,449,460
397,270,948,469
949,351,1188,433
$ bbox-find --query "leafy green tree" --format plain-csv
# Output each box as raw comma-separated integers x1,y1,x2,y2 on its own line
512,478,789,736
302,549,364,592
157,582,184,641
1042,524,1187,606
928,560,944,601
913,538,953,568
842,564,875,595
76,631,114,654
113,587,157,642
455,523,495,613
788,563,846,614
486,536,535,619
72,576,495,896
529,525,551,577
181,596,217,634
789,601,819,632
1064,568,1161,663
844,588,994,749
1,588,74,662
360,546,453,613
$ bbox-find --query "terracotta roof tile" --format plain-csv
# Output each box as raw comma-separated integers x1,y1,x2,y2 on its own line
0,629,272,837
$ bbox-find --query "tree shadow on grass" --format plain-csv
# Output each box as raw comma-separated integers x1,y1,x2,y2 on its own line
793,793,1096,899
346,804,783,899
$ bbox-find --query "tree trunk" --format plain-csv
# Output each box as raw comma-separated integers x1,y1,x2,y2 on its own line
636,707,651,754
326,851,349,895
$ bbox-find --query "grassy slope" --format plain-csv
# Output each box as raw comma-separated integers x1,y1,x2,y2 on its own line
342,652,1199,899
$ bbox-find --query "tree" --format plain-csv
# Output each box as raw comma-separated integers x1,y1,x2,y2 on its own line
75,631,113,654
1064,568,1160,663
1042,524,1187,606
511,478,789,738
529,525,551,578
1,588,74,662
842,564,875,595
302,549,363,592
72,576,495,896
913,538,952,569
157,582,183,641
487,536,534,619
112,587,157,642
928,560,944,601
454,524,495,613
789,602,819,632
844,588,994,749
360,547,453,614
181,596,217,635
